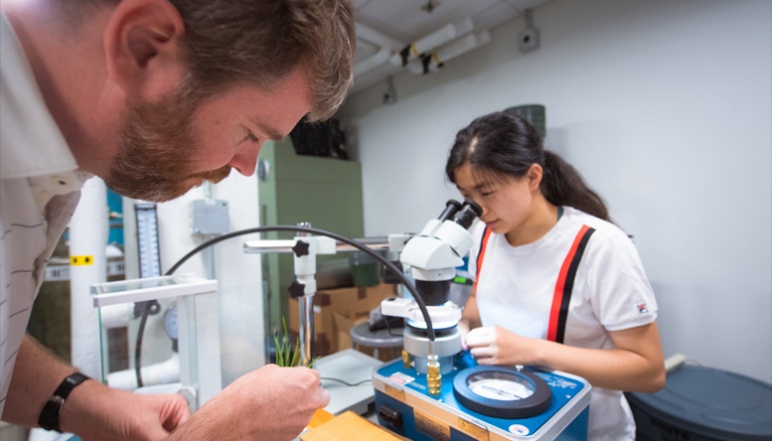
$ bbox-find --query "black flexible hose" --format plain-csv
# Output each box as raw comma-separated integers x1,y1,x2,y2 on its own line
134,225,436,388
133,299,161,388
134,304,149,388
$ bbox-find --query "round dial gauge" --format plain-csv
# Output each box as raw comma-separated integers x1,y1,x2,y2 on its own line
453,366,552,419
468,374,535,401
163,304,178,340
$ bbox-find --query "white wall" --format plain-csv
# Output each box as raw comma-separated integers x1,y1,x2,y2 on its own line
338,0,772,383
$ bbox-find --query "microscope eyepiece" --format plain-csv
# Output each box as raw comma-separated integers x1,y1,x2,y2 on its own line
438,200,463,222
453,200,482,229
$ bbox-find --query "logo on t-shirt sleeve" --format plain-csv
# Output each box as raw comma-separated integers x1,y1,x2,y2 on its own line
636,303,649,315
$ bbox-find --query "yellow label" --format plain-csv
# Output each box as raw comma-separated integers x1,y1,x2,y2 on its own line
384,384,405,401
414,409,450,441
458,417,489,441
70,255,95,266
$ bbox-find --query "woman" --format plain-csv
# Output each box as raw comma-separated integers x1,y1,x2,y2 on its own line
447,111,665,440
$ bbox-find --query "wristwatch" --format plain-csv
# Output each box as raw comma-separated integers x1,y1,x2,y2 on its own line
38,372,90,432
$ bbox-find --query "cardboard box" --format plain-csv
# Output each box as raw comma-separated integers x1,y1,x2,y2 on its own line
332,312,364,353
289,284,398,357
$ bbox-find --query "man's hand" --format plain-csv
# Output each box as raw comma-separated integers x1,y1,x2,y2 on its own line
169,364,330,441
60,382,190,441
4,336,190,440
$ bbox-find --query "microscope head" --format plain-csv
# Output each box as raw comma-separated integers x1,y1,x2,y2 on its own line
400,199,482,305
378,199,481,373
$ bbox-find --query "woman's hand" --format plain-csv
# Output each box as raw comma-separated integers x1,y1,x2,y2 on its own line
465,325,541,366
458,320,471,350
465,323,666,393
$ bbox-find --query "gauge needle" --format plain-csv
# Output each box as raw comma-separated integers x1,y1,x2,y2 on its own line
481,385,523,399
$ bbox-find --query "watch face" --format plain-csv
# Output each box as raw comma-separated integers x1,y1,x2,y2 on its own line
467,372,536,401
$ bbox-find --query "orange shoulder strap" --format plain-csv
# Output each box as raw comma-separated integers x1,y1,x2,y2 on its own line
472,227,492,296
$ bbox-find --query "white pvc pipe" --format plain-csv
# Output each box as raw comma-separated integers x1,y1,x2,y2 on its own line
355,46,392,77
439,30,491,63
407,31,491,75
354,24,404,77
107,353,180,390
99,303,132,329
69,177,108,379
356,23,403,50
390,18,474,66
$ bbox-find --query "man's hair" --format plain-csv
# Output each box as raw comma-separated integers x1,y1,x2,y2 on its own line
171,0,355,121
67,0,356,121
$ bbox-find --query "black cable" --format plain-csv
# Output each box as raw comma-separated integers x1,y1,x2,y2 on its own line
134,306,149,388
133,300,159,388
320,377,373,387
383,314,405,337
164,225,435,338
134,225,436,388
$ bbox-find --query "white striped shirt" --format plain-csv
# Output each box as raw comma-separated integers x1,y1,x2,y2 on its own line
0,14,87,416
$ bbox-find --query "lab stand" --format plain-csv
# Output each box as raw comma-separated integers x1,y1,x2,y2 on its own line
256,140,364,361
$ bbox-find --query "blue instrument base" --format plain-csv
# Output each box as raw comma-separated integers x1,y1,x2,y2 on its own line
372,352,590,440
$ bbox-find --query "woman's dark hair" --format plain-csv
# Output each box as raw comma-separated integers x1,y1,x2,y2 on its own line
445,111,610,221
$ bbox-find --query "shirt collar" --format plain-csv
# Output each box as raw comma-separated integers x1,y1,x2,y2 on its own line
0,12,80,180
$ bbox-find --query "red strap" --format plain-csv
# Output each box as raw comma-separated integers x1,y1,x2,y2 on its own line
473,224,594,344
547,225,595,343
473,227,492,296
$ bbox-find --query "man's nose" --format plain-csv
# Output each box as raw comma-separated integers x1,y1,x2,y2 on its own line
229,145,262,176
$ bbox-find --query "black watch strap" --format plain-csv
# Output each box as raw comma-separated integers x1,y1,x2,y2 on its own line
38,372,90,432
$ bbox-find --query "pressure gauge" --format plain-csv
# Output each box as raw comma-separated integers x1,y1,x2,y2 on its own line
469,375,534,401
453,366,552,419
163,303,178,340
135,203,162,278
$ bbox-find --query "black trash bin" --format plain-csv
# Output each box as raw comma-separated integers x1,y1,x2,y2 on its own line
626,364,772,441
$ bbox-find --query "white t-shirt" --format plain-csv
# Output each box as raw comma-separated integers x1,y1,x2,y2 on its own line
468,206,658,441
0,13,87,416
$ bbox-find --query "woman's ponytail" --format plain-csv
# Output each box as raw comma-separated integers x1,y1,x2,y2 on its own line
447,111,611,222
541,151,610,221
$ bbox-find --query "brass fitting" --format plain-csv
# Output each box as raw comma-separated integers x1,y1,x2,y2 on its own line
427,354,441,396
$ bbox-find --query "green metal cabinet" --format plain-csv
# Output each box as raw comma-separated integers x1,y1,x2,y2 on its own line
257,140,364,358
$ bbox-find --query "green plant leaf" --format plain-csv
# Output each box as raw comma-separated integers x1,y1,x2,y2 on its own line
274,315,320,368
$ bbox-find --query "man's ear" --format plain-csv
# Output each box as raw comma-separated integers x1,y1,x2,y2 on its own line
103,0,186,101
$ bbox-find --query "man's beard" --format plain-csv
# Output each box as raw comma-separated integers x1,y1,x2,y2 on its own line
104,82,231,202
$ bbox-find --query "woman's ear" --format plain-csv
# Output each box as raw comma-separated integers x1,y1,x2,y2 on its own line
103,0,186,101
527,163,543,190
